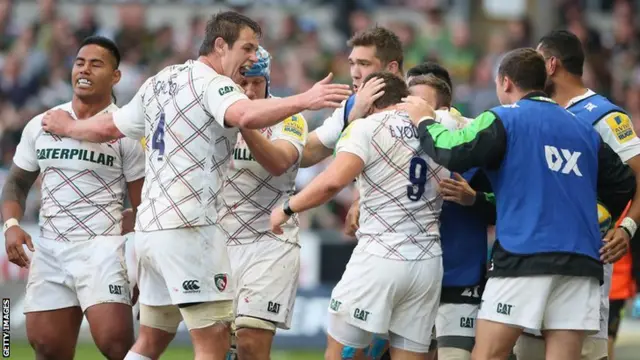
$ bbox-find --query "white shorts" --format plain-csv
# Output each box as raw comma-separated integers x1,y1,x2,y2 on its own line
328,250,442,346
136,226,234,306
228,239,300,329
24,236,130,313
478,275,599,332
436,303,479,339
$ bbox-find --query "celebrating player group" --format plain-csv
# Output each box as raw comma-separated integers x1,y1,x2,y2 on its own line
2,8,639,360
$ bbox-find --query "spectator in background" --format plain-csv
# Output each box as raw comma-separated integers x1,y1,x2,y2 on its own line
0,0,18,52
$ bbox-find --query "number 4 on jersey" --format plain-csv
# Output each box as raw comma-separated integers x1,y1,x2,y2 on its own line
407,157,428,201
152,112,166,161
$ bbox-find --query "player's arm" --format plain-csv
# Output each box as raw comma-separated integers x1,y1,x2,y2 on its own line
271,121,369,233
1,164,39,224
416,111,507,173
596,112,640,227
286,152,363,214
42,84,147,143
300,107,345,168
2,121,40,267
222,74,351,129
468,170,497,225
240,114,308,176
121,138,146,233
597,140,637,263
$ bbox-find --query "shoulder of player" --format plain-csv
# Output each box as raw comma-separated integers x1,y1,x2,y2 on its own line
24,102,72,135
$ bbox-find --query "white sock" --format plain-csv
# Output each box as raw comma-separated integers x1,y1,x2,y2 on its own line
124,351,152,360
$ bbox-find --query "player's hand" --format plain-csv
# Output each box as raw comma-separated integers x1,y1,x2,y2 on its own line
348,77,385,122
344,201,360,238
439,173,476,206
4,226,35,268
41,109,74,136
600,227,630,263
303,73,352,110
270,206,290,235
121,208,135,235
397,96,436,127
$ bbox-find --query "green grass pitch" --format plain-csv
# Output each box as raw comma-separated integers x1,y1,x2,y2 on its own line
6,342,324,360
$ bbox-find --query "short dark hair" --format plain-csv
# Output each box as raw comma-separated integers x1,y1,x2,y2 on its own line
347,26,404,71
497,48,547,92
199,11,262,56
408,74,452,109
537,30,585,76
363,71,409,109
407,62,452,91
78,36,120,68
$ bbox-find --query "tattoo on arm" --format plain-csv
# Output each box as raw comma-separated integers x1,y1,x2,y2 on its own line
1,164,40,212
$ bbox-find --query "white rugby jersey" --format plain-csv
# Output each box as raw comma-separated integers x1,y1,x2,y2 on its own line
336,110,448,261
567,89,640,162
314,101,346,150
219,114,308,245
113,60,248,231
13,102,145,241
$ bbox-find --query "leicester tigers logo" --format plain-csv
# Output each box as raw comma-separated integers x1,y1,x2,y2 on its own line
214,273,228,291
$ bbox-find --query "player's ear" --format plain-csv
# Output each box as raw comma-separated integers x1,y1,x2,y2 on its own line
386,61,399,74
214,36,227,55
112,69,122,87
547,56,557,76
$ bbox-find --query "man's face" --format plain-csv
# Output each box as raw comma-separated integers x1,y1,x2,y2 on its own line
220,27,259,83
239,76,267,100
72,44,121,101
348,45,383,92
409,84,441,109
536,44,556,97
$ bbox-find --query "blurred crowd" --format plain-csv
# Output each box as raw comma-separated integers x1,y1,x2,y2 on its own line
0,0,639,232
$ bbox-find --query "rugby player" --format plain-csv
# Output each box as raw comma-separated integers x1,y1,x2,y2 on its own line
511,30,640,360
40,11,350,360
219,46,307,360
401,48,634,360
368,65,496,360
300,26,404,168
2,36,144,360
271,72,445,360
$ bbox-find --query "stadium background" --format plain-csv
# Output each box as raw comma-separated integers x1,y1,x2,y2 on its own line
1,0,640,358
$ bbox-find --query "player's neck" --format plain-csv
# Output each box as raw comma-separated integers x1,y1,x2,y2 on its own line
198,56,224,75
551,75,587,108
71,96,112,120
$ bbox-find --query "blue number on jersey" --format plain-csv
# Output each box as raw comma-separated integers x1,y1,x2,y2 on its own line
406,157,428,201
151,112,166,161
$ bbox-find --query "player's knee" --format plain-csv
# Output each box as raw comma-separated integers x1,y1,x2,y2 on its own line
96,339,131,360
139,304,182,334
29,335,72,360
179,300,234,330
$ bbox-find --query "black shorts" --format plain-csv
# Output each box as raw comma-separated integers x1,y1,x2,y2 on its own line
608,299,627,340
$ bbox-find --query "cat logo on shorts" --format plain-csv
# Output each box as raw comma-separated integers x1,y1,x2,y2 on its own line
214,273,228,292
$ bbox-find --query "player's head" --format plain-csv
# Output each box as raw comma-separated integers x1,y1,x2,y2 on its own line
536,30,585,96
406,62,453,92
240,45,271,100
407,74,452,110
363,71,409,113
72,36,121,103
199,11,261,83
347,26,404,92
495,47,547,105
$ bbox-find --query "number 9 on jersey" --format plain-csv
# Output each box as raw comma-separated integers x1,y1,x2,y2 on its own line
406,157,428,201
